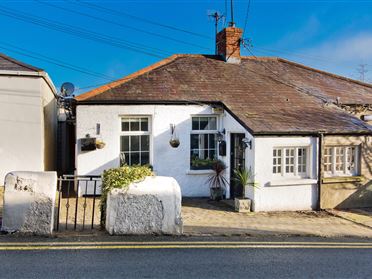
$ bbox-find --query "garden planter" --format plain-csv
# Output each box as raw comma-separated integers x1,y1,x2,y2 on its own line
234,198,251,213
169,139,180,148
210,187,224,201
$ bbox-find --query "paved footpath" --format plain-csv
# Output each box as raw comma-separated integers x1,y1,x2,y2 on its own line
182,199,372,238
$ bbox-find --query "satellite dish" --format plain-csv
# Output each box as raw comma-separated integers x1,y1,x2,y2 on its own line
60,82,75,97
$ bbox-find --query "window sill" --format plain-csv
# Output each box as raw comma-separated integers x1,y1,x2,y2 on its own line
322,176,364,184
186,170,214,175
269,178,317,187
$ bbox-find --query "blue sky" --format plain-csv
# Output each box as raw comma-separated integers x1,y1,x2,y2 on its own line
1,0,371,95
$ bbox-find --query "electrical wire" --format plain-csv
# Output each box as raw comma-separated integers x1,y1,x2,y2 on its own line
0,42,117,82
242,0,251,37
35,0,210,51
0,5,170,59
75,0,213,40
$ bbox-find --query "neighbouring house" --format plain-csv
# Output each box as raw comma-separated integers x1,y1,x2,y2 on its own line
0,53,57,184
75,26,372,211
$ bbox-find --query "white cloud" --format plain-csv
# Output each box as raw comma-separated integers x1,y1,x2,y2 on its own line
305,32,372,63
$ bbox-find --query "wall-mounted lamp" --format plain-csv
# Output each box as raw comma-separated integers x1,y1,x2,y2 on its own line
241,138,252,150
217,129,226,142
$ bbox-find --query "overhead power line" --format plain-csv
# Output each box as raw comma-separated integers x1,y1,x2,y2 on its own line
0,5,170,59
242,0,251,37
75,0,213,40
0,42,117,82
35,0,210,51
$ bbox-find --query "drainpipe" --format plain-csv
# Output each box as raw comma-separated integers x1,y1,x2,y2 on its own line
317,132,324,211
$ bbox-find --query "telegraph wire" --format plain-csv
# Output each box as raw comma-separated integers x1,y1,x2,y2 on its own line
242,0,251,37
0,5,170,59
35,0,210,51
75,0,213,40
0,42,117,82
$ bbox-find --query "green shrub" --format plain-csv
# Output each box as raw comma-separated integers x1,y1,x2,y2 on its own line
100,165,153,224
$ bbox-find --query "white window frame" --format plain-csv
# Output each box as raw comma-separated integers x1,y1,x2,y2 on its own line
323,146,359,177
190,115,218,170
272,146,310,178
120,116,151,166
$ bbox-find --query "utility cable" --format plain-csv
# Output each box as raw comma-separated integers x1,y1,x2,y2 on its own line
36,0,210,51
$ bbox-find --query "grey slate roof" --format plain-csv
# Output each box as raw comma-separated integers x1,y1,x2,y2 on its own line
0,53,43,72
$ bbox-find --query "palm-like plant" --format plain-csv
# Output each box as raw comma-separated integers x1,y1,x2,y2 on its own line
207,160,229,200
233,168,258,198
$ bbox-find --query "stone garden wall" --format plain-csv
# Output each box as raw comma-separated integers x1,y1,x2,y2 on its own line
1,171,57,235
106,176,182,235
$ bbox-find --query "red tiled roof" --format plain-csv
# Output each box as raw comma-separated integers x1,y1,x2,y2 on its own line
76,54,372,135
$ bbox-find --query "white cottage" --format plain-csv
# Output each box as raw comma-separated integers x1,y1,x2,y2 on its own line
75,27,372,211
0,53,57,183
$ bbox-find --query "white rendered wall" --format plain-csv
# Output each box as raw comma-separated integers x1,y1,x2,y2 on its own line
253,136,319,211
0,76,48,184
76,104,252,197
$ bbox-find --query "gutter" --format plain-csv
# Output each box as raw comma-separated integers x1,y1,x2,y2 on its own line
0,70,58,97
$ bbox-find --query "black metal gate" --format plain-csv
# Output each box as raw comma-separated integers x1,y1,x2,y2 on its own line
55,175,102,231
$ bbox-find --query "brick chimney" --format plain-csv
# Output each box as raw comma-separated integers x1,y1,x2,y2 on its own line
216,27,243,64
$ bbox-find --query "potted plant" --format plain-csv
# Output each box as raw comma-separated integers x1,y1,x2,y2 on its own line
233,168,258,212
169,138,180,148
207,160,228,201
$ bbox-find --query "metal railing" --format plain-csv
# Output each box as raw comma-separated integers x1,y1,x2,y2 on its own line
55,175,102,231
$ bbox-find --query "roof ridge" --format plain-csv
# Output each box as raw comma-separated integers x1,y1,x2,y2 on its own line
76,54,205,101
0,52,44,72
277,57,372,89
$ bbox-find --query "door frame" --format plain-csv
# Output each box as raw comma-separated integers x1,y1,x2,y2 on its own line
229,133,246,199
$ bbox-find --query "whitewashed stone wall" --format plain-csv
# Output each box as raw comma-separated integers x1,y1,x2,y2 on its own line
1,171,57,235
105,176,182,235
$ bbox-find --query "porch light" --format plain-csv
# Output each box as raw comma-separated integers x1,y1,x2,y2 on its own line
242,138,252,149
217,129,226,142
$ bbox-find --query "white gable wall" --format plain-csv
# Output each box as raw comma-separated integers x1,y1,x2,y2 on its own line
76,104,253,197
253,136,319,211
0,75,55,184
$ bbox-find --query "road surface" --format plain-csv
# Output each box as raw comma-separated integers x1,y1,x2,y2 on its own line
0,237,371,278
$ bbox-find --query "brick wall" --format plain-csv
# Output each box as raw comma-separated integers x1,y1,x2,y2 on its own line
320,135,372,209
216,27,243,63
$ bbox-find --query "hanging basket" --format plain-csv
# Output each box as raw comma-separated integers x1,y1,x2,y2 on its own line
169,139,180,148
96,140,106,149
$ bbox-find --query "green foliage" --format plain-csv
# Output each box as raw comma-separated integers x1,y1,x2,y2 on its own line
191,156,218,169
233,168,259,198
100,165,153,224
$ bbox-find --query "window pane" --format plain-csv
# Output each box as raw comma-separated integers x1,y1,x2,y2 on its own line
141,152,149,165
129,152,139,165
208,117,217,130
273,148,282,174
285,148,295,174
121,152,130,166
199,117,208,130
191,134,199,149
209,149,216,160
209,134,216,149
122,120,130,131
335,147,344,171
130,118,140,131
131,135,140,151
324,147,332,172
120,136,129,152
140,118,148,131
297,148,307,173
141,135,149,151
192,118,199,130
